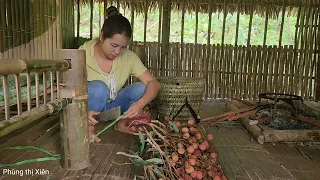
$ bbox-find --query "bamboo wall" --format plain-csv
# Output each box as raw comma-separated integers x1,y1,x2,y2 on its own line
137,42,316,100
0,0,74,60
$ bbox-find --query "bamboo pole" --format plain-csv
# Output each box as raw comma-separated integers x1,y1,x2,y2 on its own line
247,5,253,46
195,0,198,44
221,5,227,45
278,6,286,47
44,0,49,59
2,75,10,120
143,0,148,65
161,0,171,76
11,0,17,58
0,100,66,138
7,0,13,58
43,72,47,104
0,59,69,75
130,0,135,49
90,0,94,39
157,1,162,77
235,10,240,45
60,96,89,170
50,71,54,102
48,0,53,60
26,73,31,111
14,74,22,115
56,49,89,170
35,72,40,107
317,55,320,101
0,0,4,57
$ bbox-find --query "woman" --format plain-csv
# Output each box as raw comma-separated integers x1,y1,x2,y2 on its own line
79,6,160,142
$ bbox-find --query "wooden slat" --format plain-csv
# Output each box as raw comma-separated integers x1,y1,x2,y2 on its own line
288,45,294,94
43,71,47,104
35,72,40,107
14,74,22,115
50,71,54,101
277,46,284,93
2,75,10,120
27,73,32,111
56,71,60,99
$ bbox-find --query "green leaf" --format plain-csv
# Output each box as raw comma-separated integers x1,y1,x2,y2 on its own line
145,158,164,165
134,175,144,180
169,121,179,132
138,131,145,155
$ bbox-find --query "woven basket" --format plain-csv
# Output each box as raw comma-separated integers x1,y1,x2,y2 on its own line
155,77,205,121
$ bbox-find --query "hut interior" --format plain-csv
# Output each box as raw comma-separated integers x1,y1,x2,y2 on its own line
0,0,320,179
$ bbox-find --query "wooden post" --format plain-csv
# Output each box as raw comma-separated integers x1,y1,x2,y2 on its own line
161,0,171,76
316,59,320,101
56,49,89,170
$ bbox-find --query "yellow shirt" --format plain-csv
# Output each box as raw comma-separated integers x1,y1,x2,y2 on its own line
79,39,147,100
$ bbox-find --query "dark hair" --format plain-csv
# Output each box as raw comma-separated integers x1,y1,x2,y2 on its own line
101,6,132,40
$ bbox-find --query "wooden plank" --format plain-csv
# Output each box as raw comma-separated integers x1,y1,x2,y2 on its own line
0,116,59,165
239,46,245,99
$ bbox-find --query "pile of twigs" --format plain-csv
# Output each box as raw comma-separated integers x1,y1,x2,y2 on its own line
117,118,226,180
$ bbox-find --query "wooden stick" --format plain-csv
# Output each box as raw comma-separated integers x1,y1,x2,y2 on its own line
2,75,10,120
201,105,257,122
226,101,265,144
295,115,320,128
35,72,40,107
14,74,22,115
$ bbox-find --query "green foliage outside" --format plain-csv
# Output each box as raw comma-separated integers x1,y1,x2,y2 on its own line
75,4,297,46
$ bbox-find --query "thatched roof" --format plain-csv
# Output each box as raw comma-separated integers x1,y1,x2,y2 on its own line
76,0,320,18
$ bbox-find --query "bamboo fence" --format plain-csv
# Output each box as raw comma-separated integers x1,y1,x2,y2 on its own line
135,41,316,100
0,0,319,101
0,0,75,60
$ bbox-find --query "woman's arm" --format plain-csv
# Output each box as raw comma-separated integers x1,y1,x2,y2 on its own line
136,71,160,106
122,71,160,119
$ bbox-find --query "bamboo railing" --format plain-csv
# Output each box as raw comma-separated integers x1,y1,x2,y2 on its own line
0,59,69,135
135,41,317,100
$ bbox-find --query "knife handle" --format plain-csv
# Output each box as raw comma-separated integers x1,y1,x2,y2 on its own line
92,114,98,120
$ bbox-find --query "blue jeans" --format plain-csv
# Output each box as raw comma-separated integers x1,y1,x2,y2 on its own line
87,80,146,114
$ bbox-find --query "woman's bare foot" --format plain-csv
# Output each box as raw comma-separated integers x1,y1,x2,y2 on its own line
89,125,101,142
114,118,134,134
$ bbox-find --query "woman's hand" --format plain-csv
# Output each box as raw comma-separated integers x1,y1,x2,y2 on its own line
122,102,144,119
88,110,100,125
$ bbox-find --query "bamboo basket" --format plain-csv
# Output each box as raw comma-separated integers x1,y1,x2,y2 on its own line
155,77,205,121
